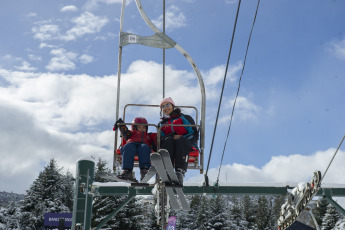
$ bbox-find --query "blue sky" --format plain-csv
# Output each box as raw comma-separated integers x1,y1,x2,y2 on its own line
1,0,345,195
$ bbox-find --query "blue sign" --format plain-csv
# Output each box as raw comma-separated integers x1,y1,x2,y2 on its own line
44,213,72,227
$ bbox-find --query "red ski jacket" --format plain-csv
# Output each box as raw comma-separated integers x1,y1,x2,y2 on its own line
117,124,157,150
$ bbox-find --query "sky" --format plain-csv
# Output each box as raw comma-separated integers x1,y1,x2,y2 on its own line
1,0,345,202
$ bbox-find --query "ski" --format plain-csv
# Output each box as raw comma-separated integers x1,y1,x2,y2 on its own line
98,172,149,187
277,170,322,230
159,149,190,211
150,152,181,210
140,165,157,183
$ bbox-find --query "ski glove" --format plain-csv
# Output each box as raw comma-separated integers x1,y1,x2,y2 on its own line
113,118,124,131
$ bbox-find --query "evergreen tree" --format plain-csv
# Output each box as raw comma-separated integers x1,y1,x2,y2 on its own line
183,195,203,230
1,201,21,229
20,159,70,229
242,195,257,229
272,195,285,228
144,205,160,230
255,196,273,230
228,196,248,230
313,197,329,226
196,195,211,229
333,217,345,230
61,170,75,210
321,204,342,230
207,195,229,229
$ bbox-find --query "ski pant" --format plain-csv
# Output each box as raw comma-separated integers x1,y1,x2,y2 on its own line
161,136,193,171
121,142,151,170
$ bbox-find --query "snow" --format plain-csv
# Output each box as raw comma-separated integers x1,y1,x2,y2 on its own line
76,156,96,163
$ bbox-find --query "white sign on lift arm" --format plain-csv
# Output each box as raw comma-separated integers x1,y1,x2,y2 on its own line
128,35,137,43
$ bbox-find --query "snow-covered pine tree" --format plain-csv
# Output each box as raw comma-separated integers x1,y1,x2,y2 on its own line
181,195,203,230
228,195,248,229
333,217,345,230
207,195,229,229
19,158,71,229
242,195,257,229
313,197,329,226
60,170,75,211
143,204,160,230
0,201,21,229
321,203,342,230
272,195,285,228
196,195,211,229
255,196,274,230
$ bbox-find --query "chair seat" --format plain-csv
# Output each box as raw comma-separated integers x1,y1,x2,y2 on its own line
115,134,200,169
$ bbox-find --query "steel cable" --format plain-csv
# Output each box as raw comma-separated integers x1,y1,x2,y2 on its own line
204,0,242,184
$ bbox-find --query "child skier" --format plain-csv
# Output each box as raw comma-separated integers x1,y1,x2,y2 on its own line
114,117,157,182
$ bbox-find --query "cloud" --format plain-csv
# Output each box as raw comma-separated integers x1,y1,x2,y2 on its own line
32,12,108,42
32,23,61,41
63,12,109,41
46,48,78,71
28,54,42,62
152,5,187,31
202,62,242,100
79,54,94,64
84,0,126,11
0,59,261,193
188,148,345,186
218,96,260,123
27,12,37,18
328,37,345,59
61,5,79,13
14,61,37,72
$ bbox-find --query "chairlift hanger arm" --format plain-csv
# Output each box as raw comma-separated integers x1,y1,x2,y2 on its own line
135,0,206,173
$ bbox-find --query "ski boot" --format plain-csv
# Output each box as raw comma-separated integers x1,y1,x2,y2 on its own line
175,168,185,185
140,167,149,181
118,169,137,182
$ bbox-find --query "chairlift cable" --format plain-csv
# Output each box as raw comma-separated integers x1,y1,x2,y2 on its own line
216,0,261,185
205,0,242,182
163,0,166,98
321,134,345,182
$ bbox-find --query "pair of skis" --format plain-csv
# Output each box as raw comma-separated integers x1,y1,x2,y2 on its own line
99,149,190,210
151,149,190,211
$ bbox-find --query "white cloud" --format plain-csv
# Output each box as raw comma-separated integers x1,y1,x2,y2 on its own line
79,54,94,64
218,96,260,123
14,61,37,72
32,12,108,42
202,62,242,100
188,148,345,186
39,42,56,49
27,12,37,17
63,12,109,41
46,48,78,71
28,54,42,62
84,0,125,11
329,38,345,59
225,0,237,4
0,59,264,193
61,5,79,13
152,5,187,31
32,23,61,41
